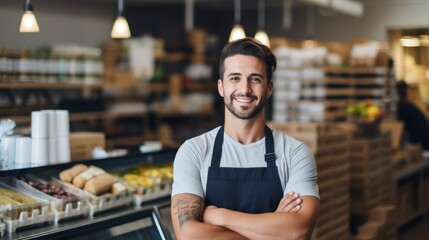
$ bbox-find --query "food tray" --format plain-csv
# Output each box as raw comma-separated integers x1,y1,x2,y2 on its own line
0,181,53,232
133,183,172,206
53,178,133,217
119,163,173,206
12,175,89,224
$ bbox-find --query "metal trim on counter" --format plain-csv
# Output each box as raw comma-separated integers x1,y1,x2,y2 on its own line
2,197,171,240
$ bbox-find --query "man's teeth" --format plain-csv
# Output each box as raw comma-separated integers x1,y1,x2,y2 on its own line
236,98,252,103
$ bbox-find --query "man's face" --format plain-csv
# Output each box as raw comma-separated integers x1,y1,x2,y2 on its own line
218,54,272,120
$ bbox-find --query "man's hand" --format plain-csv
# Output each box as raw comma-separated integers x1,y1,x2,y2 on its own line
203,205,221,225
276,192,302,213
204,192,302,226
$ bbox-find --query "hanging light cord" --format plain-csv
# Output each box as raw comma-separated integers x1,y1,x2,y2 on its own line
258,0,265,29
24,0,33,11
307,5,314,38
118,0,124,16
234,0,241,25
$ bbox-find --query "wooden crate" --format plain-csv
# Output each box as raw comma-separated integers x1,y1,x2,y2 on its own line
70,132,105,161
269,122,351,240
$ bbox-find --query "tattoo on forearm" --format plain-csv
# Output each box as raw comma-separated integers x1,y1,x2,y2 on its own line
173,197,203,229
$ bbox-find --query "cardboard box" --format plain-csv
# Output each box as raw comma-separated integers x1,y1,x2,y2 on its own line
70,132,105,161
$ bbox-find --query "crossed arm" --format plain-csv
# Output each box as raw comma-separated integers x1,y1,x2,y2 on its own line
171,192,319,240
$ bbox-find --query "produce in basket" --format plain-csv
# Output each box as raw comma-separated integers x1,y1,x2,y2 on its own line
17,176,75,200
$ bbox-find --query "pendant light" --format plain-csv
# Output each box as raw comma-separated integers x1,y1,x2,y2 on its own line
254,0,270,47
19,0,40,33
303,5,317,48
111,0,131,39
229,0,246,42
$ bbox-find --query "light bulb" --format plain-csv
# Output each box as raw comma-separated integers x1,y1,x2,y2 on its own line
229,25,246,42
254,30,270,48
111,16,131,39
19,10,39,32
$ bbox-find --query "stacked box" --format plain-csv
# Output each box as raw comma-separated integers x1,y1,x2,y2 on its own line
349,133,395,227
350,205,397,240
272,41,394,122
268,122,350,240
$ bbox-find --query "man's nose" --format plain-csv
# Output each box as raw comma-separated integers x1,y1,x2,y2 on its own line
238,80,251,93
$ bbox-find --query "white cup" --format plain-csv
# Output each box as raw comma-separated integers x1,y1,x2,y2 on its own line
55,110,70,137
57,136,70,163
1,135,18,163
42,110,57,138
15,137,32,167
31,138,49,166
31,111,49,139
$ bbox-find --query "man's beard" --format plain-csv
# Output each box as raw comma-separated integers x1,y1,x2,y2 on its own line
225,93,266,120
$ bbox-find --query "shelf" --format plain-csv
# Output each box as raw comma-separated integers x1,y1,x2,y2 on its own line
0,149,176,175
0,81,103,90
103,81,216,93
325,66,387,75
184,81,217,91
103,82,169,92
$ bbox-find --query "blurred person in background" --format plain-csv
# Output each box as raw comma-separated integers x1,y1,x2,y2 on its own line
396,80,429,150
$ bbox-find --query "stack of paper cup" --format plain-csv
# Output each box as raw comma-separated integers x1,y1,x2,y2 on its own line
31,111,49,166
56,110,70,163
15,137,32,168
0,135,18,167
42,110,58,164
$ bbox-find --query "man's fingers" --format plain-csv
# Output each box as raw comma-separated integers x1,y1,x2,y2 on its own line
276,192,301,212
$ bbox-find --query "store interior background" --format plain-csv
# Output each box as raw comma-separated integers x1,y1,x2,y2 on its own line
1,0,429,239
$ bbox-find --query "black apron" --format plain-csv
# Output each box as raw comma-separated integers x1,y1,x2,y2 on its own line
205,125,284,214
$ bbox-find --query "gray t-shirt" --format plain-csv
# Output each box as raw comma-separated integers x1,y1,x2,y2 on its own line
172,126,319,200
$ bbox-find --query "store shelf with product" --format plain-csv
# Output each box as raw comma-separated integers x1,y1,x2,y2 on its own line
0,149,176,239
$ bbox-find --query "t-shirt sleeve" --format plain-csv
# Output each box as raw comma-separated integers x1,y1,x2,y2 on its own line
284,142,320,199
171,140,205,198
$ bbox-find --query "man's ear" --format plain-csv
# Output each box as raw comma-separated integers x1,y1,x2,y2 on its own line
266,80,273,98
218,79,224,97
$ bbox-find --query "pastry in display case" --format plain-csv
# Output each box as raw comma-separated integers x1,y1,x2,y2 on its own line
120,162,173,206
56,164,134,216
0,180,53,233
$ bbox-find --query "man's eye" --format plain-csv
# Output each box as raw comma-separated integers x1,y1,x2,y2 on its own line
230,77,240,81
251,77,262,82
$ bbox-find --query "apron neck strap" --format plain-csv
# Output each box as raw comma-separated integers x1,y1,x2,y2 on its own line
211,125,277,168
264,125,276,167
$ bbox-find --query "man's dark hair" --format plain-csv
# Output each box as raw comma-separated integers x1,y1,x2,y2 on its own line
396,80,408,100
219,37,277,82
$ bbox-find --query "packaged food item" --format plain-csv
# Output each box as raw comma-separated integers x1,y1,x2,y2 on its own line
72,166,105,189
83,173,115,196
59,164,88,183
112,182,126,194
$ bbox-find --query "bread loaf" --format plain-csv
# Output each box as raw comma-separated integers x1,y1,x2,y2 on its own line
83,173,115,196
72,165,105,189
59,164,88,183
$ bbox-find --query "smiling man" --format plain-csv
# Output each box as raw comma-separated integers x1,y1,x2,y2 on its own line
171,38,320,240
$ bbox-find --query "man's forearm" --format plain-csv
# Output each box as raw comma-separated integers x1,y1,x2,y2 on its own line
180,220,248,240
204,196,319,240
171,193,247,240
